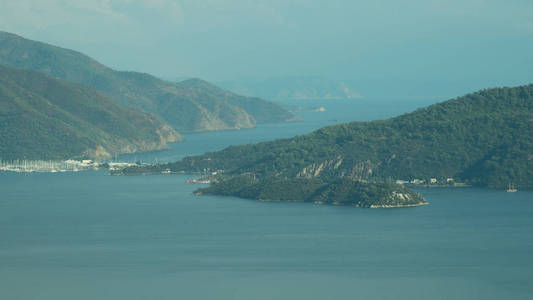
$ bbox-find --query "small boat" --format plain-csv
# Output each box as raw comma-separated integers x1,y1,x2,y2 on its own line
507,183,518,193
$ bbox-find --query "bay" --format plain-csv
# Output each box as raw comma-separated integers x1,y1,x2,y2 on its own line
1,98,532,299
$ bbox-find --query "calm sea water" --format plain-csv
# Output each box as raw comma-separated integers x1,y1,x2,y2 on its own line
1,99,532,299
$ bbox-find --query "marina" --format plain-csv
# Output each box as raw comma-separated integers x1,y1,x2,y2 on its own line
0,159,137,173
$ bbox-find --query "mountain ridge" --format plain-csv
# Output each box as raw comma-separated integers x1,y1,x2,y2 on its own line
120,84,533,190
0,31,294,132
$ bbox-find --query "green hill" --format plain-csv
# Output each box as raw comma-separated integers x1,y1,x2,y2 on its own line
195,176,426,208
122,84,533,190
0,65,182,160
0,31,294,132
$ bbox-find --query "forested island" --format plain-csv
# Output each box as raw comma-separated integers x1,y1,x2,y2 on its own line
118,84,532,206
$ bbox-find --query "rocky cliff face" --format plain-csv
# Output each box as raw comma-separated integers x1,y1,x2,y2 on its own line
367,191,427,208
296,156,377,181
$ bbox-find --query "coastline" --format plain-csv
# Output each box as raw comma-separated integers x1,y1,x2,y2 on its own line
0,160,136,173
368,202,429,208
197,191,428,208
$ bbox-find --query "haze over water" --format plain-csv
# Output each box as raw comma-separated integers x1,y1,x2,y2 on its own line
1,99,532,299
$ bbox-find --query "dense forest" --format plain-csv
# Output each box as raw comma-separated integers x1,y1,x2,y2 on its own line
123,84,533,189
196,176,426,207
0,65,181,160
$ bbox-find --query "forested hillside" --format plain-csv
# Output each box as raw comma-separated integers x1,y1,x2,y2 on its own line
124,84,533,189
0,65,181,160
0,31,294,132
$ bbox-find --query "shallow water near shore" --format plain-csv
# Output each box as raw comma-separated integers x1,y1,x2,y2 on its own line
1,99,532,299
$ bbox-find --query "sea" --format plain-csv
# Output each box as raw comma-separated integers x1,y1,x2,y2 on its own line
1,98,532,300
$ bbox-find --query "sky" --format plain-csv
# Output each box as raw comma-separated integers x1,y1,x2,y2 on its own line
1,0,532,98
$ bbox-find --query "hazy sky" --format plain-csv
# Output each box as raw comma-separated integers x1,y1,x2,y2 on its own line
1,0,532,97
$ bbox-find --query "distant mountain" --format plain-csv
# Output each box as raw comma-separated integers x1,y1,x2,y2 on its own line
123,84,533,190
0,31,294,132
218,76,362,100
0,65,182,161
167,78,297,130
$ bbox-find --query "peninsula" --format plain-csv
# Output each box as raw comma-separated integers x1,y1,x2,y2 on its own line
118,84,533,206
